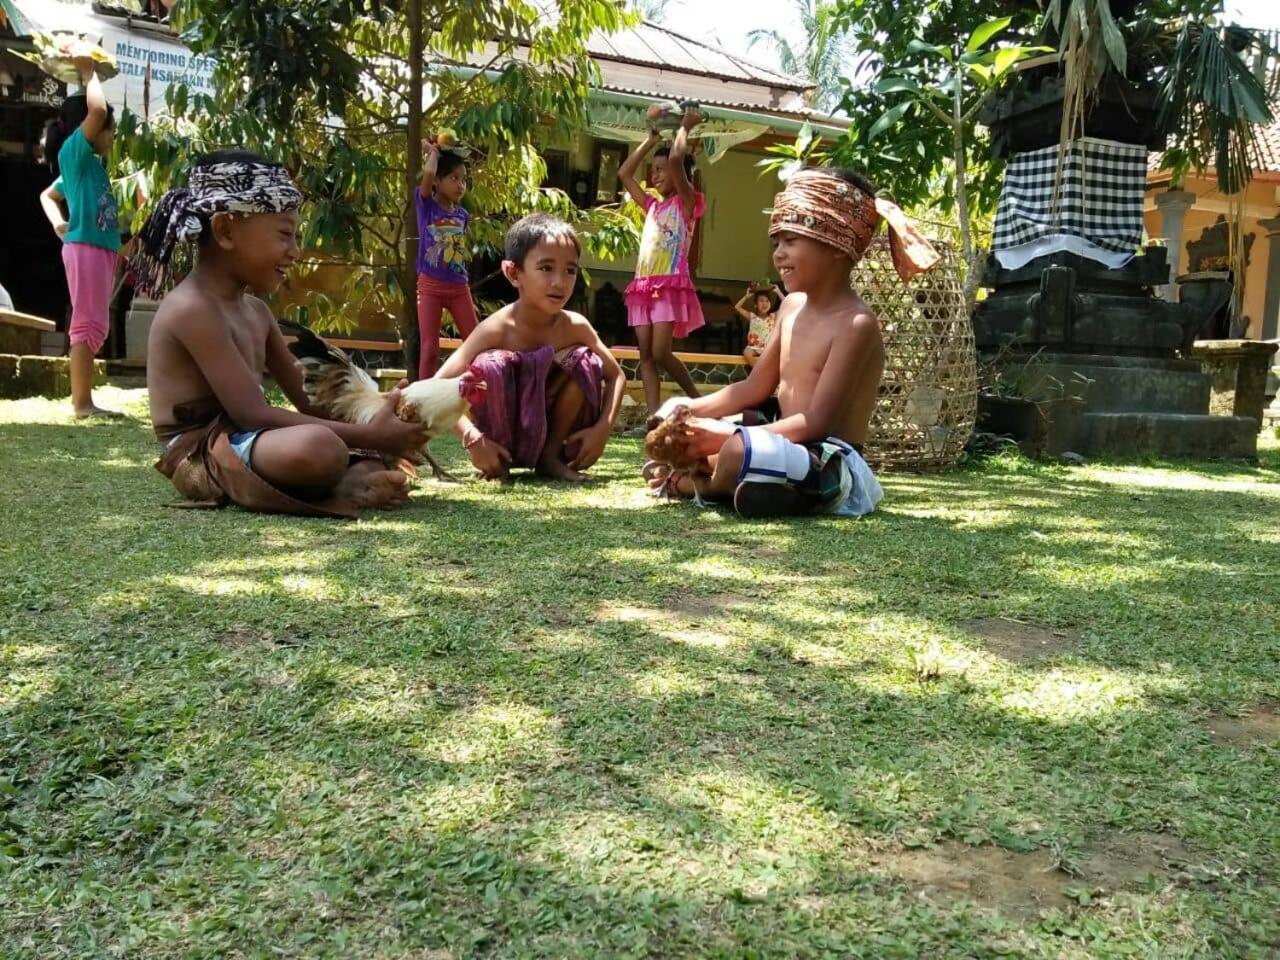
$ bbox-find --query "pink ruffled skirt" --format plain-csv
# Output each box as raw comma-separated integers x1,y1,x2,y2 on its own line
624,274,705,340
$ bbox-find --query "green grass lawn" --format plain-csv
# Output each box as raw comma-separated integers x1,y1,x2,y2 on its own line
2,386,1278,959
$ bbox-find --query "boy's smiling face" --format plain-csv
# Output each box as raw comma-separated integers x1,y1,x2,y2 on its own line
503,235,580,314
212,209,300,294
771,231,847,294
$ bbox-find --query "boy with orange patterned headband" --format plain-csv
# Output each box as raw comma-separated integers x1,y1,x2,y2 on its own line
643,167,939,518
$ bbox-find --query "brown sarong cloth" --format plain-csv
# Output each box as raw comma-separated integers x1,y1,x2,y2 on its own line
154,398,363,519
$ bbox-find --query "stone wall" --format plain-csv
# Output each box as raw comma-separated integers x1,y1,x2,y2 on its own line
0,355,107,400
1189,340,1279,422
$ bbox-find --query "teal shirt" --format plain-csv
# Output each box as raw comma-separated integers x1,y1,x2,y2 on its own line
55,129,120,252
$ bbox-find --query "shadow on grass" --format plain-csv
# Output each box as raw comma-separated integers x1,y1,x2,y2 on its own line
3,414,1280,955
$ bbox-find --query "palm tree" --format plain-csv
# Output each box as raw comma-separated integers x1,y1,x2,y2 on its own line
630,0,672,23
747,0,851,111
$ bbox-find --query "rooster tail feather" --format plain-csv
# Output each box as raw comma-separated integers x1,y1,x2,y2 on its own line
279,321,351,368
278,322,381,423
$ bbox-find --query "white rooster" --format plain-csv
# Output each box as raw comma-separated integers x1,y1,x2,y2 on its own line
282,322,487,482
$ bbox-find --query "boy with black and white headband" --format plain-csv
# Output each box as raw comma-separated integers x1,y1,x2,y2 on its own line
136,150,427,516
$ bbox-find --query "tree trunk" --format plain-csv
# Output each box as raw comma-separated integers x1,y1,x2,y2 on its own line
952,69,977,310
402,0,423,379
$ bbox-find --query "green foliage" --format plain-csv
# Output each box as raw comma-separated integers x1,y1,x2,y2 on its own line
628,0,672,22
840,14,1045,293
755,121,829,182
831,0,1019,215
113,0,638,336
1040,0,1276,195
1154,22,1277,195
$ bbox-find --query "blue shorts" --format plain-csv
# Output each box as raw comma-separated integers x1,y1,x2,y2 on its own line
165,429,262,469
227,430,261,467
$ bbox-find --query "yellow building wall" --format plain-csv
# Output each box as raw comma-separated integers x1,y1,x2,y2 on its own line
1144,176,1278,338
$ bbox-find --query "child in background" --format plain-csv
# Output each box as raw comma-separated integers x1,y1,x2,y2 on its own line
440,214,625,483
735,281,778,368
618,105,705,415
38,55,122,418
645,167,941,518
416,141,479,379
136,150,426,516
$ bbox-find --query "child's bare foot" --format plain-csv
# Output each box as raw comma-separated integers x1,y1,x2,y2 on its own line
73,405,125,420
336,461,410,509
537,454,589,483
645,465,696,498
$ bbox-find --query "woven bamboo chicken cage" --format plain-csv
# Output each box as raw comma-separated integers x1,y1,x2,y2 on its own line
854,236,976,471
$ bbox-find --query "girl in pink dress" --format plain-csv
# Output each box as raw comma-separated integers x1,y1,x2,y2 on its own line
618,105,705,415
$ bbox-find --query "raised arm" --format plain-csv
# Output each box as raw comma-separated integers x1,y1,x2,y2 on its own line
668,108,699,221
618,130,660,207
418,142,438,200
40,183,69,239
76,59,110,143
734,290,756,323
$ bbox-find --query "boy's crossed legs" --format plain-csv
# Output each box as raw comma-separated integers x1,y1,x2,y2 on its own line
250,424,411,509
647,420,880,518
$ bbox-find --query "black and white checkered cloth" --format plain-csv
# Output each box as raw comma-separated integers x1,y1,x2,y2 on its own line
992,138,1148,258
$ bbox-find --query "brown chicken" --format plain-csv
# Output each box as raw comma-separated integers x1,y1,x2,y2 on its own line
644,404,713,481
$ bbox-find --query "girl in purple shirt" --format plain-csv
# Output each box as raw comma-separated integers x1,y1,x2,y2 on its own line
416,143,479,378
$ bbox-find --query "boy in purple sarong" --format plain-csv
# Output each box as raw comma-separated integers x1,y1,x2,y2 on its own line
436,214,625,482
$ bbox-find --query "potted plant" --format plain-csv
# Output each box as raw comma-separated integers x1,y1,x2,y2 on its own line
976,346,1047,452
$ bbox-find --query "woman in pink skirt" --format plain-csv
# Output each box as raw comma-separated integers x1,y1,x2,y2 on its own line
618,105,705,415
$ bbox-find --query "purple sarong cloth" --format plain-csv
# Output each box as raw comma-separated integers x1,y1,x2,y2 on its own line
469,345,604,467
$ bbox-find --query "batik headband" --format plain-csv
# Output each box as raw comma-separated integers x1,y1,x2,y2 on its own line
769,169,940,281
130,160,303,297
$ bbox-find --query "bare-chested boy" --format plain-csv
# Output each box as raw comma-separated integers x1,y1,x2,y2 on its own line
139,150,427,516
645,167,940,518
437,214,625,482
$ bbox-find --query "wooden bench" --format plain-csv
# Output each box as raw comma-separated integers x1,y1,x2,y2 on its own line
0,310,57,356
434,338,747,367
281,333,748,366
281,335,403,354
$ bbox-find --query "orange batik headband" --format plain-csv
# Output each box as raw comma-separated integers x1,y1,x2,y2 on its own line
769,169,941,281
